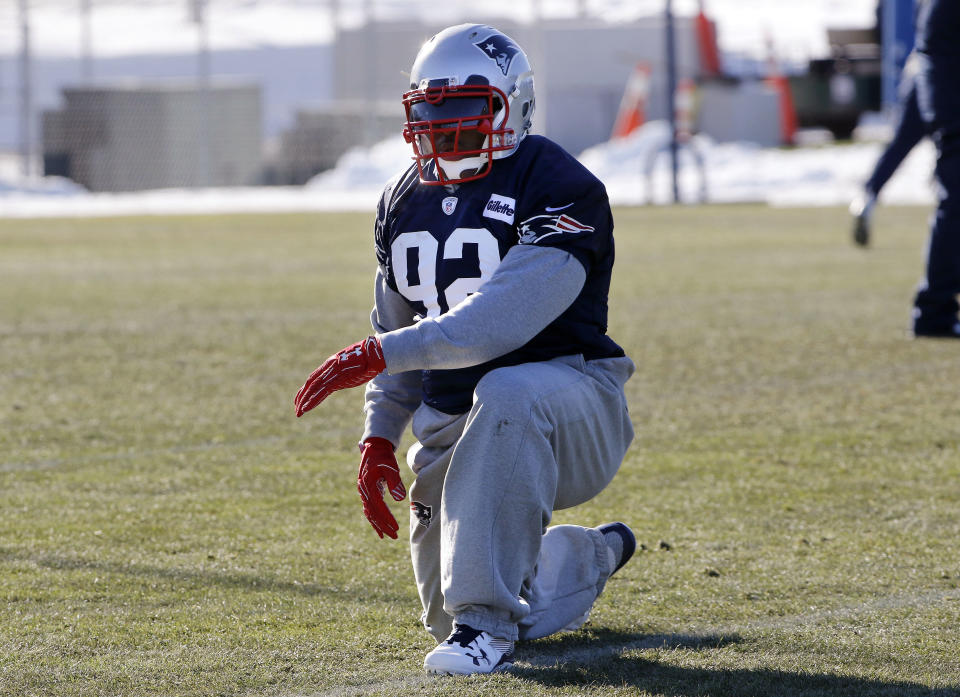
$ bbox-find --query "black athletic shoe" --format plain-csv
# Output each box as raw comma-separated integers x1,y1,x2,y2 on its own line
911,322,960,339
850,194,875,247
852,212,871,247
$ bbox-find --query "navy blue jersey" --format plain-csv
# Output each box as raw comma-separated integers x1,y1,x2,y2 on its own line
375,134,624,414
917,0,960,57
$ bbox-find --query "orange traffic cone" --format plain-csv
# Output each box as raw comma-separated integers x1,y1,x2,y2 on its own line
695,2,721,77
611,62,652,140
764,37,797,145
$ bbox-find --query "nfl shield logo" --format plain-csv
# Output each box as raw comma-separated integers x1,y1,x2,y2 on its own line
442,196,458,215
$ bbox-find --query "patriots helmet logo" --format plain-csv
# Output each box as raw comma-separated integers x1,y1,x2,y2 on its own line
474,34,520,76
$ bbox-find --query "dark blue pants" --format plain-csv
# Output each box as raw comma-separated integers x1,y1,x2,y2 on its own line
865,82,926,197
913,53,960,331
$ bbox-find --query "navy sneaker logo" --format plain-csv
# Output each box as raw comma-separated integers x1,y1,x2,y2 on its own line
466,647,489,666
474,34,520,76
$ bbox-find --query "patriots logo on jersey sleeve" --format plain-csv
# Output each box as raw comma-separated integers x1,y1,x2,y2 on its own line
518,213,596,244
474,34,520,76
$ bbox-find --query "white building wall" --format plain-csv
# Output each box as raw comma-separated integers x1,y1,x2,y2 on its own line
332,16,729,155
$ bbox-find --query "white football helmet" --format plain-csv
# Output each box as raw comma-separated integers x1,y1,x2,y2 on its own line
402,23,536,185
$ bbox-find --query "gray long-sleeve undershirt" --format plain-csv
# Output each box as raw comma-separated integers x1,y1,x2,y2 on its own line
361,243,587,445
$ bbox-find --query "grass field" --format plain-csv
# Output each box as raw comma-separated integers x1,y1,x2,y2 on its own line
1,205,959,697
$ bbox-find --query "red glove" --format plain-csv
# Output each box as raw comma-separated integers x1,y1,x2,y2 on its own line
294,336,386,417
357,437,407,539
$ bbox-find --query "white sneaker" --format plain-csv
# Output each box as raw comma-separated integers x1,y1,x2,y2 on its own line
423,623,515,675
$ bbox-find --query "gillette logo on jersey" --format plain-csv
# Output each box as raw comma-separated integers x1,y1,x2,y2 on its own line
474,35,520,76
483,194,516,224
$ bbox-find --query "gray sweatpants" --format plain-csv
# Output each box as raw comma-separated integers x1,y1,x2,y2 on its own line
405,354,635,643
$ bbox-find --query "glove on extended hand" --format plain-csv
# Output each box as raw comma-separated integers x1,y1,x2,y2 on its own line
294,336,386,417
357,437,407,539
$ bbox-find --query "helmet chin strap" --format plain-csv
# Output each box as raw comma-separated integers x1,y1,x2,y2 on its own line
437,153,489,181
436,135,491,182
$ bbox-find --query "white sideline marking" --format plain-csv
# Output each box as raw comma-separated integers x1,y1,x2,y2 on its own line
302,675,437,697
299,586,960,696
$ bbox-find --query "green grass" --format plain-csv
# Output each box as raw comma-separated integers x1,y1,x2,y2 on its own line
1,206,959,696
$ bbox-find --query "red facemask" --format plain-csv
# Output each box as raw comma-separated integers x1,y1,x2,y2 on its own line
402,83,514,185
